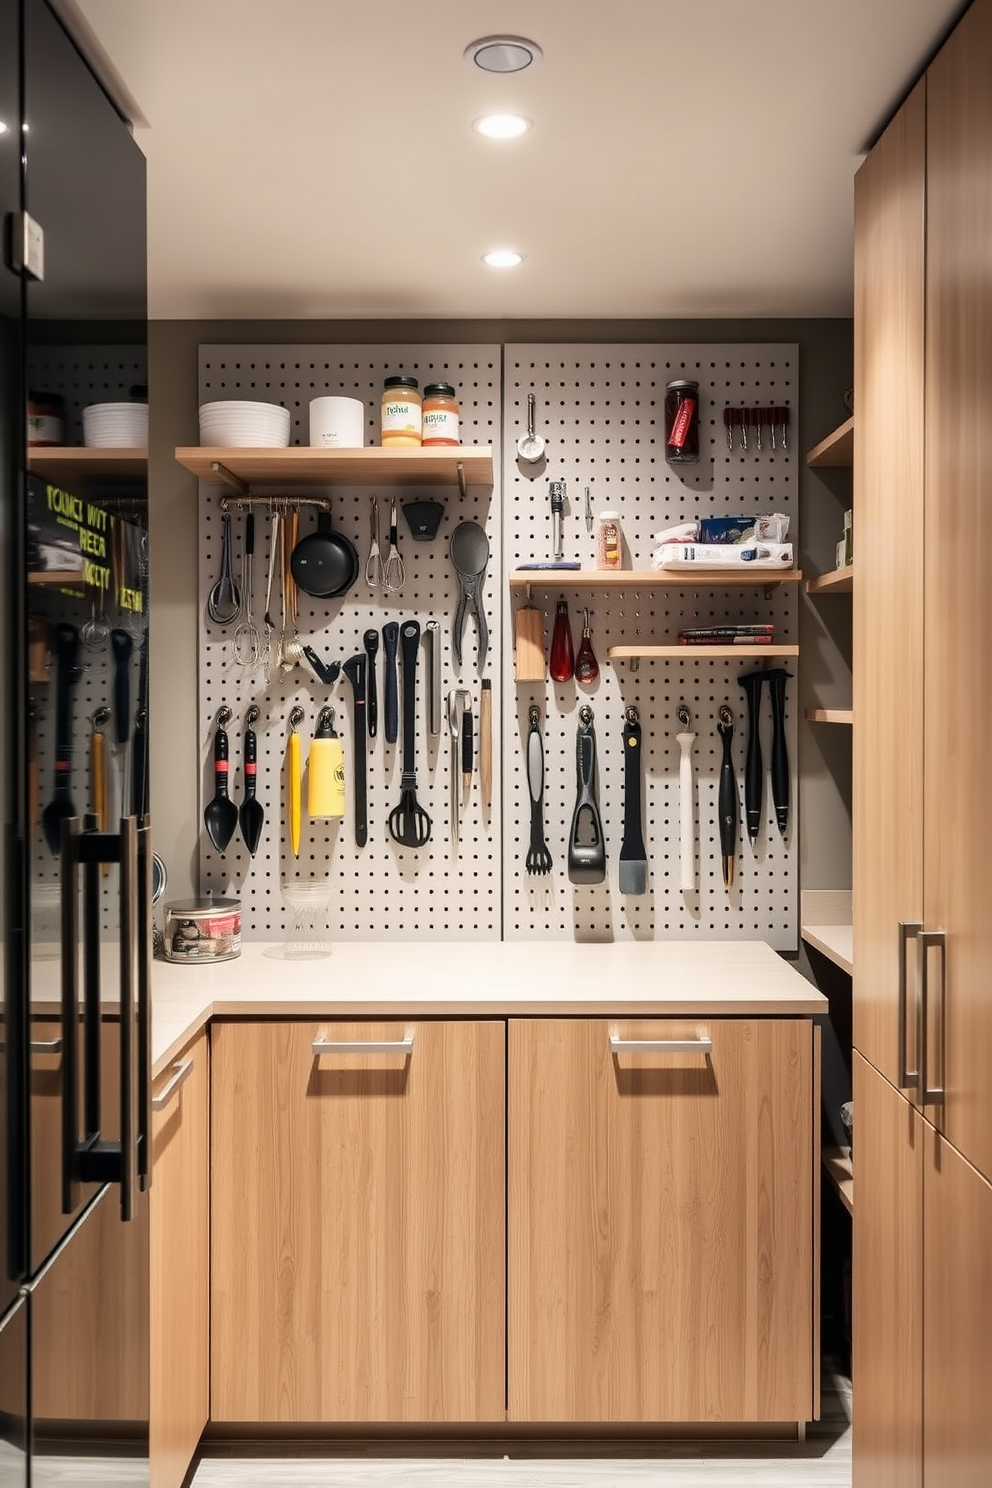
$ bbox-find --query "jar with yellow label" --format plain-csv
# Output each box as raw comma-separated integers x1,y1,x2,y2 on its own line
422,383,460,446
380,376,422,447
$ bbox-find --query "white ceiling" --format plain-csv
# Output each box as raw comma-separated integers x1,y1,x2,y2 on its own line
66,0,964,322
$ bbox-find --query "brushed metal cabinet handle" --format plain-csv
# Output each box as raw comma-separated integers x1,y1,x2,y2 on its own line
30,1038,62,1054
898,920,923,1089
151,1057,194,1112
311,1035,414,1056
609,1036,713,1054
917,929,946,1107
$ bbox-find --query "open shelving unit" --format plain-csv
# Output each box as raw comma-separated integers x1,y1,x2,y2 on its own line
806,708,853,725
806,565,853,595
508,569,802,594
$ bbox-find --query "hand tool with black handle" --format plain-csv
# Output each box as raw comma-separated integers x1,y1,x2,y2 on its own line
717,704,738,891
568,704,606,884
676,704,696,893
479,678,492,808
449,521,490,670
363,628,379,738
382,621,399,744
425,620,442,738
203,707,239,853
618,705,647,895
524,705,552,875
239,706,265,856
461,696,473,796
341,654,368,847
738,669,766,847
110,627,133,815
765,668,792,832
41,622,81,854
387,621,431,847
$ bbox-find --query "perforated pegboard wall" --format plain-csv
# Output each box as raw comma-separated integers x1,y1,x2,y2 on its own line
502,345,798,950
27,346,148,444
196,345,502,939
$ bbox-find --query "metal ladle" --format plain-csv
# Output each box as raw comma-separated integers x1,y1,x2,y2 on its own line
516,392,546,463
207,512,242,626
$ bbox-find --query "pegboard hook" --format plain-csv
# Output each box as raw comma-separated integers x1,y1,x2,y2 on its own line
288,705,305,732
245,704,260,728
216,705,232,728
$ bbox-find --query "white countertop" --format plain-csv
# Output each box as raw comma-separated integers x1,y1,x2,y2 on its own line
150,939,826,1076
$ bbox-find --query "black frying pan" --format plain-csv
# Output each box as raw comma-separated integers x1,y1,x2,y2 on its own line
290,511,359,598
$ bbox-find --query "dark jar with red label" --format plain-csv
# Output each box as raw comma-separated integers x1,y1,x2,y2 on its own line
664,379,700,464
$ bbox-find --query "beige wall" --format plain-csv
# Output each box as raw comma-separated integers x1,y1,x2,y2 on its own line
148,316,852,907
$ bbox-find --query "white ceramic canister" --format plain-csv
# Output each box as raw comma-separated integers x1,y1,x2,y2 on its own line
309,395,365,449
163,897,241,963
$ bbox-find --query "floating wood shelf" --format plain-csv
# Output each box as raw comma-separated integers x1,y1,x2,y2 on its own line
175,444,493,494
806,416,854,469
806,708,854,725
28,447,148,484
823,1146,854,1215
509,569,802,593
806,565,853,594
608,644,799,662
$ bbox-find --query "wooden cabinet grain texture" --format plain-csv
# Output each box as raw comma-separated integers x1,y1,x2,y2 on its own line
150,1030,209,1488
507,1017,814,1424
209,1019,505,1424
852,77,926,1091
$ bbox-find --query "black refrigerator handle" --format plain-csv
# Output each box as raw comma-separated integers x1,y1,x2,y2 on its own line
136,815,152,1191
118,816,138,1222
59,816,82,1216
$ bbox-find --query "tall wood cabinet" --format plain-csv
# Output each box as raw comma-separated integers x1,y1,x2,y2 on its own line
853,3,992,1484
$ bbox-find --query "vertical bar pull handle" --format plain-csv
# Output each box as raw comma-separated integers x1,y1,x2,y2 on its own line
136,816,153,1190
917,929,946,1108
118,817,138,1221
898,920,923,1089
59,817,82,1215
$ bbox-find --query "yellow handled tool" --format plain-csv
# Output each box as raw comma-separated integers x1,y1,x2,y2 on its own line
288,706,304,857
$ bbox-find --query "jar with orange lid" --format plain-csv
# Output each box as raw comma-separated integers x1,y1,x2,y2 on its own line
380,376,422,447
422,383,460,447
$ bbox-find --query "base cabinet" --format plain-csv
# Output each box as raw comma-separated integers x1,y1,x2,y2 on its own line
507,1017,815,1423
209,1019,506,1423
853,1053,992,1488
150,1030,209,1488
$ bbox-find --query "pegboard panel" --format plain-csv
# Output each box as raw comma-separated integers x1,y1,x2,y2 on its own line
196,345,502,940
502,345,798,949
26,346,148,444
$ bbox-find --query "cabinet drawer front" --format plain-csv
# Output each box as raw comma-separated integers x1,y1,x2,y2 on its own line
210,1020,505,1424
508,1017,814,1423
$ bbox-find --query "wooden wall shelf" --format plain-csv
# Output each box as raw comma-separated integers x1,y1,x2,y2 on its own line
608,644,799,662
823,1146,854,1215
806,566,853,594
806,708,854,725
28,447,148,484
509,569,801,594
806,416,854,469
175,445,493,493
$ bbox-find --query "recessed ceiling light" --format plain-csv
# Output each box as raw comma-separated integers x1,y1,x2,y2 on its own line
474,114,531,141
482,249,524,269
464,36,542,74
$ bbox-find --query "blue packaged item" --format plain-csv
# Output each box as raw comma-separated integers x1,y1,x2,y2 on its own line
699,516,757,545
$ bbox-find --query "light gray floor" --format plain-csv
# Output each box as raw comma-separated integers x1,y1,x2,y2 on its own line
190,1371,852,1488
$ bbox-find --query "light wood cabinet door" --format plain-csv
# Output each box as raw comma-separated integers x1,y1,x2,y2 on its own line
150,1030,209,1488
852,1053,923,1488
210,1019,505,1424
507,1018,814,1423
852,78,926,1089
923,1124,992,1488
923,0,992,1184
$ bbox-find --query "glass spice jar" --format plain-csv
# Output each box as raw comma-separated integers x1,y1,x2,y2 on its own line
664,379,700,464
27,390,65,447
421,382,460,446
380,375,422,447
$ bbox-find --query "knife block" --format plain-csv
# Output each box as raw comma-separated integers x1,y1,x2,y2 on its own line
514,603,546,681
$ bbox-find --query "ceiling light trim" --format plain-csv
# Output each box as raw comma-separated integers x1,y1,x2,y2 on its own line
464,35,543,74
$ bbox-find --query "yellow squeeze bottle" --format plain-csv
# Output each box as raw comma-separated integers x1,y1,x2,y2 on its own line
308,707,345,819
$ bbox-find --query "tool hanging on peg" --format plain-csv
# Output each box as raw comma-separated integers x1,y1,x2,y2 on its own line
239,706,265,857
287,706,304,857
549,480,566,560
618,706,647,896
308,707,345,820
341,655,368,847
584,485,593,534
717,705,738,891
676,705,696,893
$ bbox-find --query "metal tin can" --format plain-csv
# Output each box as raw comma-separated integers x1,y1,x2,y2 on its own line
163,898,241,963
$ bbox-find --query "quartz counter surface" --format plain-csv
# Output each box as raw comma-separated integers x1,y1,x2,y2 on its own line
150,939,826,1077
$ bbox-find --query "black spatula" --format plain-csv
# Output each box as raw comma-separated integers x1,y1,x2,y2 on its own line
41,622,81,854
238,707,264,856
618,706,647,895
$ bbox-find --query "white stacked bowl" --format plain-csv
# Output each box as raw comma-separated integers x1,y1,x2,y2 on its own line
198,400,291,447
82,401,148,448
